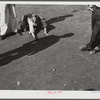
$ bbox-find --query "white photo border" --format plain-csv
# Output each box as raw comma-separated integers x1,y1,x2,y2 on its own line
0,1,100,99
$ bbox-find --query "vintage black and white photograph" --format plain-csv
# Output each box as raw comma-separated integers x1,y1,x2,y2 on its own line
0,1,100,93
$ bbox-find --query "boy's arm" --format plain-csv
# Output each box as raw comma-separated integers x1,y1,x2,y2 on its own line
87,5,94,11
12,4,17,18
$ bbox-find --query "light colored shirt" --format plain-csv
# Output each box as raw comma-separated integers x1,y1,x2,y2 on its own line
88,5,100,11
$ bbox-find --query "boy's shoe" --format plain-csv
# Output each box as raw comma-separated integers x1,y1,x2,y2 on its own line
79,45,92,51
94,46,100,51
79,46,88,51
89,46,100,55
0,35,6,40
89,50,96,55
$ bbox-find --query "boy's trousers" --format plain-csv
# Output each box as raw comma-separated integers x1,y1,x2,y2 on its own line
86,5,100,49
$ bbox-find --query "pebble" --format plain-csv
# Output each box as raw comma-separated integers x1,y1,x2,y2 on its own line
82,76,85,78
73,81,77,84
53,69,56,71
30,71,33,73
64,84,67,87
38,61,42,63
17,81,20,86
64,65,67,67
34,58,36,60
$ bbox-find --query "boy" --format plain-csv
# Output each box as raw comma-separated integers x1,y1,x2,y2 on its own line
79,5,100,54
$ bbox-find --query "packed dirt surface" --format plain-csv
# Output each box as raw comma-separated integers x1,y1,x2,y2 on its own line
0,5,100,90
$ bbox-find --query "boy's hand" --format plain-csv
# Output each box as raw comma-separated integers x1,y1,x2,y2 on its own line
87,5,94,11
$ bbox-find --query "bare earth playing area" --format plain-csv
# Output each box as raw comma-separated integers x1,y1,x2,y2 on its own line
0,5,100,90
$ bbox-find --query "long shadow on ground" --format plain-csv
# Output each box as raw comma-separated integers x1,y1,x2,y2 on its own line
0,33,74,66
46,14,73,25
46,14,73,33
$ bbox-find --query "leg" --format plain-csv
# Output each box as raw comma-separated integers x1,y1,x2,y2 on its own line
43,27,48,36
29,25,35,38
86,11,98,50
0,4,8,39
79,11,98,51
90,29,100,54
89,21,100,54
39,17,48,36
91,11,96,31
89,20,100,48
8,4,18,33
27,18,35,38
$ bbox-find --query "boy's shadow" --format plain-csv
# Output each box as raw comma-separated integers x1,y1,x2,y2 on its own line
46,14,73,33
46,14,73,25
29,32,74,55
0,33,74,66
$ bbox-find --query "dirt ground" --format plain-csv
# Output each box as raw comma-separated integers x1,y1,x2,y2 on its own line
0,5,100,90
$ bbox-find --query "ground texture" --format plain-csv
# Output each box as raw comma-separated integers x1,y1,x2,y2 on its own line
0,5,100,90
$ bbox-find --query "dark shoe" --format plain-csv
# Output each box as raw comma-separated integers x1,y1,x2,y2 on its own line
19,33,23,36
34,37,39,41
18,32,23,36
11,32,17,35
17,29,23,36
0,35,6,40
